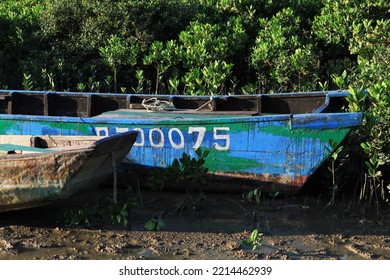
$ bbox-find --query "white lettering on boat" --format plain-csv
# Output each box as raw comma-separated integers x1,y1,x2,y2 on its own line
168,128,185,149
188,127,206,149
95,126,230,150
149,128,164,148
132,128,144,147
213,127,230,151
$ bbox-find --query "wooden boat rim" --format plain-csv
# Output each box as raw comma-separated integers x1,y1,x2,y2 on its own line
0,111,363,128
0,132,137,157
0,89,349,97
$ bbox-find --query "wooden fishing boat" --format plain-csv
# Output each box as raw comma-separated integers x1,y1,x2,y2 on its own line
0,131,138,212
0,90,362,194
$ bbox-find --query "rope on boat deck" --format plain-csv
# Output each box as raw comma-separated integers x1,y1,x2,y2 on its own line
195,97,213,111
141,97,213,112
142,98,175,112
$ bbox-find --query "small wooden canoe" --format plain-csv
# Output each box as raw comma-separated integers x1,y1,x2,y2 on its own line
0,131,138,212
0,90,362,194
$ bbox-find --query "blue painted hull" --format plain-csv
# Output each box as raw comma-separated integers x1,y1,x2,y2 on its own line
0,90,363,193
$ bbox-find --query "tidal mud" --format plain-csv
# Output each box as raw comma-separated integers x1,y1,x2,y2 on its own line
0,186,389,260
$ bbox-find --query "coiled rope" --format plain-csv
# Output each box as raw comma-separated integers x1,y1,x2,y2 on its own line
141,97,213,112
141,98,175,112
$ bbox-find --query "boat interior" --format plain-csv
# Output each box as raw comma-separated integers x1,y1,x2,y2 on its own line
0,90,348,118
0,135,104,155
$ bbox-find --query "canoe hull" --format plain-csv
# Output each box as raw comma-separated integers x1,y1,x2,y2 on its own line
0,89,363,194
0,112,361,194
0,132,137,212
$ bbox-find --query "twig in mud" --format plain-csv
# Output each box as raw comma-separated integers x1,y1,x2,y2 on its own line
110,151,117,204
321,202,332,212
226,197,248,212
152,210,166,219
345,201,352,214
277,205,310,210
134,177,143,208
316,193,322,207
175,193,190,212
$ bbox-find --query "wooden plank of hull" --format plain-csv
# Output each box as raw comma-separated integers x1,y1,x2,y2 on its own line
0,90,361,194
0,131,137,212
0,112,362,194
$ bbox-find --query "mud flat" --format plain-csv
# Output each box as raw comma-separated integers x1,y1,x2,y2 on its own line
0,186,389,260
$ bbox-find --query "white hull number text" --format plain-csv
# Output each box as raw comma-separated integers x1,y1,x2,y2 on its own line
95,126,230,151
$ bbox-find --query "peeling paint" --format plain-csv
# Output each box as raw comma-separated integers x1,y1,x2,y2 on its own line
0,132,137,212
0,90,363,194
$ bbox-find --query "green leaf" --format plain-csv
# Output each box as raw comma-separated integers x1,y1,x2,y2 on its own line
250,229,259,242
144,219,156,231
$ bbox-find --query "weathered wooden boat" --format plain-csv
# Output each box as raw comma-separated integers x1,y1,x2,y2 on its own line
0,90,362,194
0,131,138,212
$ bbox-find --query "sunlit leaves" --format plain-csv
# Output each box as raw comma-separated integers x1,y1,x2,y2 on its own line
99,35,139,92
251,8,319,93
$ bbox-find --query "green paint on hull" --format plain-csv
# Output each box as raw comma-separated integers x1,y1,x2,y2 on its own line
1,119,92,135
204,149,262,172
101,110,237,120
259,126,351,143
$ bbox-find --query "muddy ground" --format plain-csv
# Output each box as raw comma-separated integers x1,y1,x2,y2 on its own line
0,183,389,260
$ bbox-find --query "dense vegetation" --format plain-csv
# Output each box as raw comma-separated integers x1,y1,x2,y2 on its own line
1,0,389,206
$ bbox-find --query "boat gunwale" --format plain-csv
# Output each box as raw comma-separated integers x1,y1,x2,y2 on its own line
0,145,95,159
0,111,363,129
0,89,350,117
0,131,137,158
0,89,349,99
